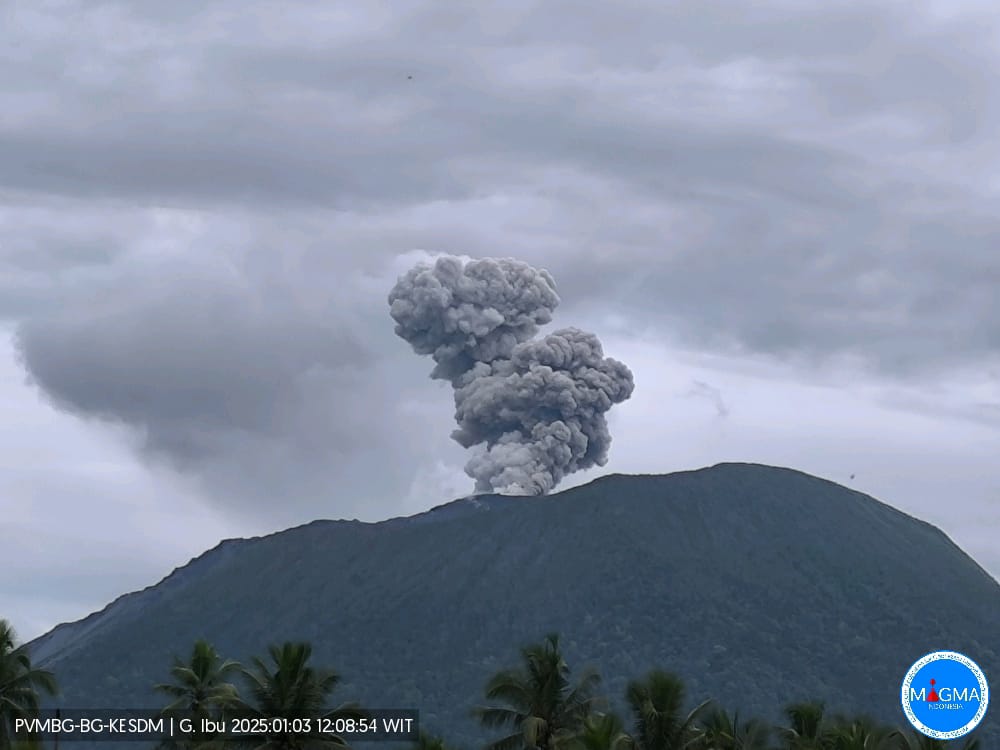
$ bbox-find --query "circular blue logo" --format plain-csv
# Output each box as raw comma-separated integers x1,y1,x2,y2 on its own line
901,651,989,739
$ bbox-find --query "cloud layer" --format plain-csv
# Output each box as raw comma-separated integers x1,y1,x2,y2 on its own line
12,246,444,517
4,0,1000,383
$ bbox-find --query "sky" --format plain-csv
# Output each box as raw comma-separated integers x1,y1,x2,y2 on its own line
2,0,999,643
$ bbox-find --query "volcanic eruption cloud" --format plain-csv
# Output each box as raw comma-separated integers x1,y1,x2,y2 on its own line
389,256,635,496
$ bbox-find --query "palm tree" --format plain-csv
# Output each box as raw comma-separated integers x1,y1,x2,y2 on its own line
624,670,710,750
475,633,603,750
824,716,896,750
155,639,243,712
778,702,830,750
234,641,361,749
888,730,981,750
154,639,242,749
694,706,770,749
413,731,453,750
571,712,635,750
0,619,58,750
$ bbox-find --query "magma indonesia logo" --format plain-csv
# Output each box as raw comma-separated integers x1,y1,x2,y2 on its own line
901,651,989,740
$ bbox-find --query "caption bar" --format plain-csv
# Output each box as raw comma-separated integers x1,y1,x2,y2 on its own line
14,709,419,742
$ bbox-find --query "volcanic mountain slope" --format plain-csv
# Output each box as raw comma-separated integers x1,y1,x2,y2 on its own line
28,463,1000,745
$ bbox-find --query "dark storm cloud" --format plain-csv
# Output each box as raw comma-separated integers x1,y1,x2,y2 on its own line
2,1,992,205
5,0,1000,383
10,248,444,517
0,199,150,317
17,283,366,448
1,6,864,212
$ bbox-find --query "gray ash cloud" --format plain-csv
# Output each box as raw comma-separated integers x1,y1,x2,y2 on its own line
389,255,634,495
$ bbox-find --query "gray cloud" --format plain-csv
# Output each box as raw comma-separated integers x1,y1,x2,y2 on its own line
3,1,1000,389
19,279,363,437
10,248,449,518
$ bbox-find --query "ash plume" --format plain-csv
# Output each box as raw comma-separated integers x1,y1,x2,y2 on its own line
389,255,634,495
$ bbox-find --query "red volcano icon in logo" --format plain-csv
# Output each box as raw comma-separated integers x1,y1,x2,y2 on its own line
928,679,939,702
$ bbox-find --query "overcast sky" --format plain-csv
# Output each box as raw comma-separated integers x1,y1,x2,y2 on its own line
3,0,999,643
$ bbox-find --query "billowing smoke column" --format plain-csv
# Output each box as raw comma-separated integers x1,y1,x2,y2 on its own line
389,255,634,495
